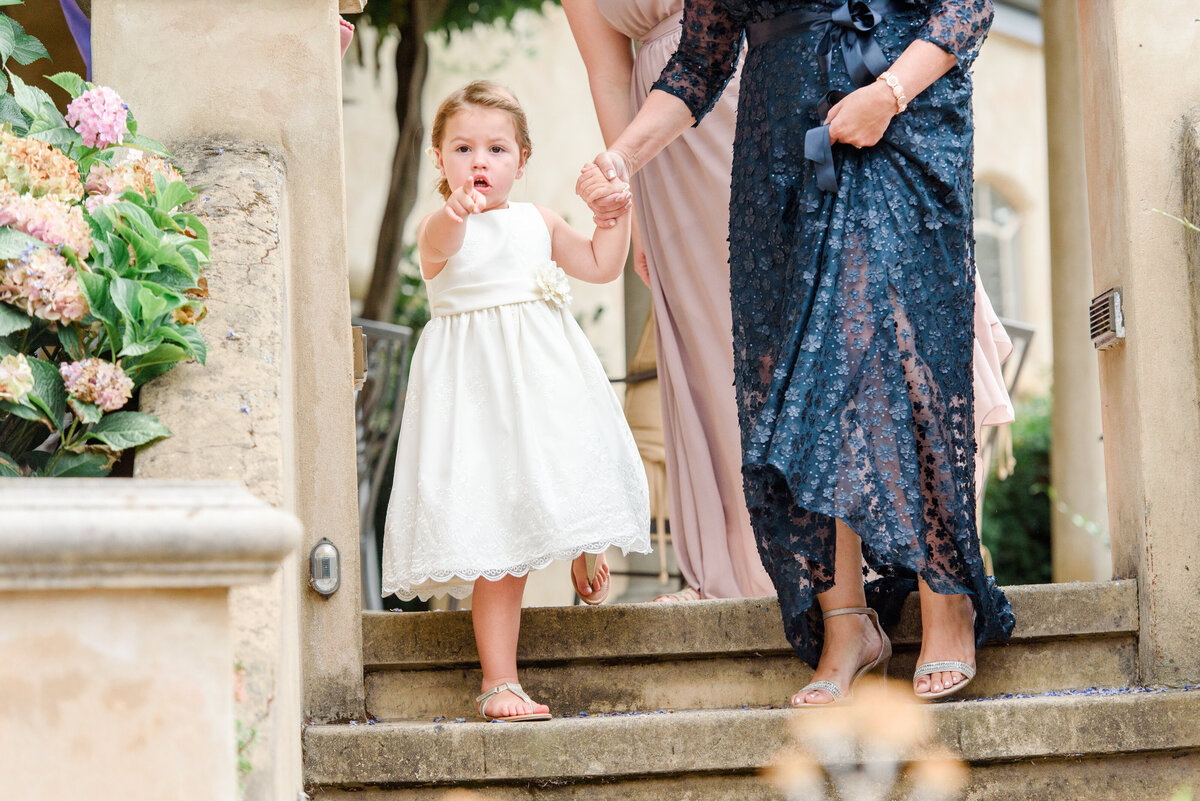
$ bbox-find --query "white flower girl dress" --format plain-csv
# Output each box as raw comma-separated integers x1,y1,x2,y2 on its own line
381,202,651,601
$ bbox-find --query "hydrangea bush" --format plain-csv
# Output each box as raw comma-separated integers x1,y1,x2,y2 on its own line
0,7,209,477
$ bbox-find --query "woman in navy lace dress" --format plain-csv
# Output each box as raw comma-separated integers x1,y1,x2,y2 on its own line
579,0,1013,702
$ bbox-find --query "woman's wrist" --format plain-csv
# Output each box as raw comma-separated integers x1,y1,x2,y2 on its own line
866,80,899,118
877,70,908,114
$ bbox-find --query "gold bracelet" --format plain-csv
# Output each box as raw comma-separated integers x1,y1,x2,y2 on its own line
879,70,908,114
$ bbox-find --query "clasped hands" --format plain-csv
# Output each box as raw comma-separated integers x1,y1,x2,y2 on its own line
575,76,898,226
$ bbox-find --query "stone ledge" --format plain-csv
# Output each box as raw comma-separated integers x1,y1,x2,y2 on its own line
363,581,1137,668
0,479,301,590
304,688,1200,787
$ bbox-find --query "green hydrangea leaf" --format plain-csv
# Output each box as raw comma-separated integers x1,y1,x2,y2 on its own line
154,323,206,364
0,450,19,477
42,451,111,477
0,92,24,130
0,397,45,425
0,15,17,59
6,15,49,66
68,397,102,425
0,301,31,336
125,133,170,158
9,72,56,121
0,226,45,259
25,353,66,429
45,71,88,100
27,124,82,150
56,324,87,360
85,411,172,451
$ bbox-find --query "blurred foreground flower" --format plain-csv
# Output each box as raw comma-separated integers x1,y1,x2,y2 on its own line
765,679,968,801
0,353,34,402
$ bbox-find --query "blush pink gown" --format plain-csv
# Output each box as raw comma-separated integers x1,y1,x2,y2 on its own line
594,0,1012,599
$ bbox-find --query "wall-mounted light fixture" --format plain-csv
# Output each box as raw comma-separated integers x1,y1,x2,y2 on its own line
309,538,340,597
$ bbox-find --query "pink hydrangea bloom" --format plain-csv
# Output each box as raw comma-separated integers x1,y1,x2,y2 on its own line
0,247,88,324
65,86,129,149
84,154,184,212
0,184,92,257
0,353,34,403
59,358,133,412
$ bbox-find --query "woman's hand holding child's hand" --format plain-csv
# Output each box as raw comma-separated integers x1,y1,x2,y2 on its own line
577,162,632,228
445,178,487,223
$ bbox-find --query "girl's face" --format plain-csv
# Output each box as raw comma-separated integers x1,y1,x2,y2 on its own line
436,106,527,211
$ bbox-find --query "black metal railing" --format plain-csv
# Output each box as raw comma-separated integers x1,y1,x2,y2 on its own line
352,317,414,610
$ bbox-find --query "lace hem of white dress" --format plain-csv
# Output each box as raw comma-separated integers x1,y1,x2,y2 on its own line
383,534,651,602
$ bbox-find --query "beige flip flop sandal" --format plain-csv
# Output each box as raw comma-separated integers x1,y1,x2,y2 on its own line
572,552,610,605
475,682,552,722
653,585,701,603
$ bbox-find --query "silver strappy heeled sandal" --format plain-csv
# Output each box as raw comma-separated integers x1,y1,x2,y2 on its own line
475,682,552,722
792,606,892,706
913,661,976,700
914,602,977,699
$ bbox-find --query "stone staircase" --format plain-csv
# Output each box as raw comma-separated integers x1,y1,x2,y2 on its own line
303,580,1200,799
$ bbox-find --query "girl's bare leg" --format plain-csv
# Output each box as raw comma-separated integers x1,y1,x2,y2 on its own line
471,573,550,718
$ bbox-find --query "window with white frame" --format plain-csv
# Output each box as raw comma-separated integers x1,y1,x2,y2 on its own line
973,183,1023,320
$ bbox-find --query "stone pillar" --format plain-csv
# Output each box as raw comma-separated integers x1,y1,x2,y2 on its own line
1042,0,1111,582
1075,0,1200,685
94,0,365,724
0,481,300,801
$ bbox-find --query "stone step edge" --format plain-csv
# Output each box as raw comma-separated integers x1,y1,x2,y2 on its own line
304,686,1198,787
362,580,1137,669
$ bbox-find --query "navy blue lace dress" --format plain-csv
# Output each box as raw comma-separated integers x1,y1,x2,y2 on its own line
651,0,1014,666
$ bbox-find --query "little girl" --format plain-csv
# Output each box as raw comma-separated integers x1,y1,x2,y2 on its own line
381,81,650,722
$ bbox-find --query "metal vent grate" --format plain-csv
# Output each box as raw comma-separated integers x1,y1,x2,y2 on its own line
1090,287,1125,350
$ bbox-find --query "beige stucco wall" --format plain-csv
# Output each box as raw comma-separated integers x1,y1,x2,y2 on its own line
974,29,1054,393
0,480,300,801
95,2,367,798
1076,0,1200,685
2,588,235,799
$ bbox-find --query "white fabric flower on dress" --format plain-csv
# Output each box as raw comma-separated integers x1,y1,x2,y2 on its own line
536,264,572,309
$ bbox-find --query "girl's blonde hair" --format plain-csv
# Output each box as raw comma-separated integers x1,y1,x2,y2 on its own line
430,80,533,200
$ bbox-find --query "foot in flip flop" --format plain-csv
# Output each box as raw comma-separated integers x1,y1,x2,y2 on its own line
653,586,700,603
571,552,610,605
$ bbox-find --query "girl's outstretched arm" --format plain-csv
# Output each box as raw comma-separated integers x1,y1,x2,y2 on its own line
537,190,631,284
418,179,485,279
